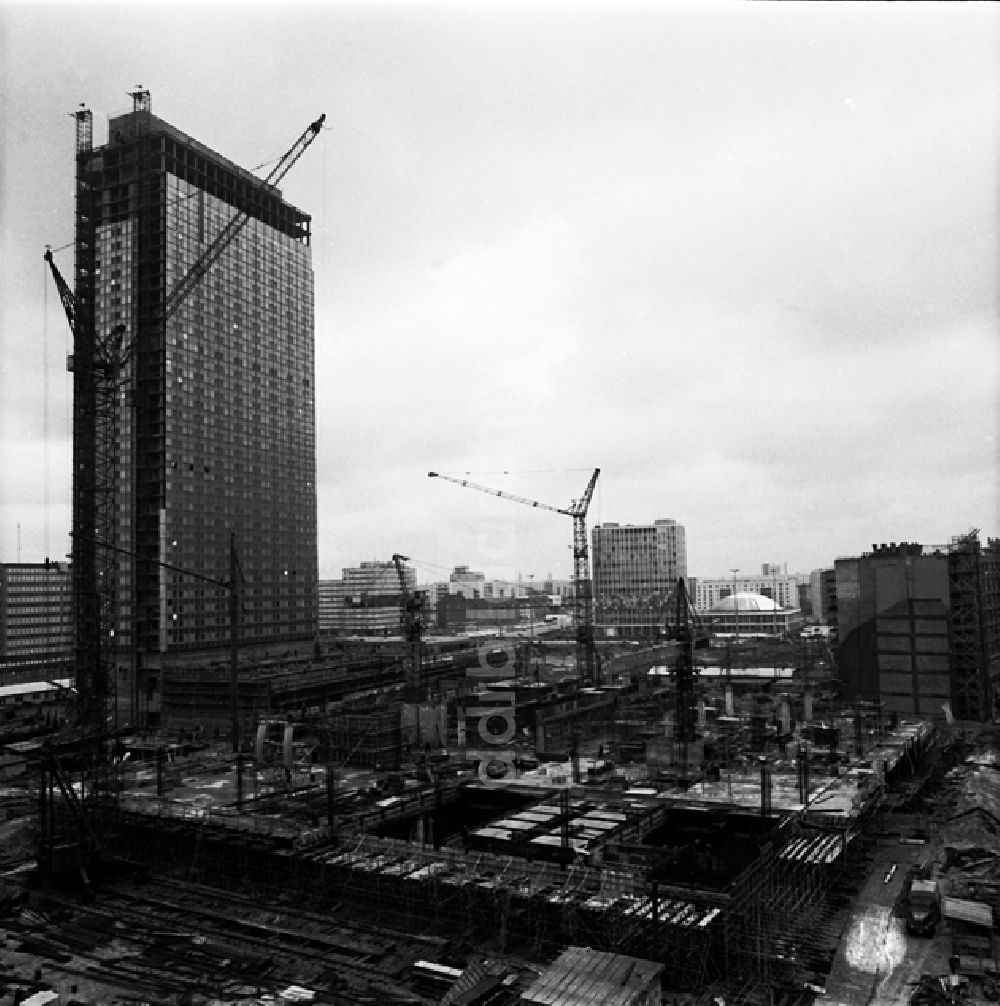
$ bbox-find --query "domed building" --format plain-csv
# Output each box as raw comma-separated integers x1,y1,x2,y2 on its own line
709,591,800,638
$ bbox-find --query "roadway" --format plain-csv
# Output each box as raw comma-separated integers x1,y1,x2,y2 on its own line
814,835,953,1006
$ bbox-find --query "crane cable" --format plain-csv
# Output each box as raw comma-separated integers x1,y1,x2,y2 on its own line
403,555,455,582
438,468,593,476
321,115,328,280
42,256,50,560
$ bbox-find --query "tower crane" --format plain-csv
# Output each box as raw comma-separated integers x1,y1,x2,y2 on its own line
45,103,326,739
391,553,425,700
44,250,128,734
427,469,601,686
161,112,325,322
663,577,710,746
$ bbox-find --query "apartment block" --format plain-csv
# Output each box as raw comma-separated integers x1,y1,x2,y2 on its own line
322,561,416,636
835,536,999,721
693,567,803,613
0,563,73,678
591,519,687,639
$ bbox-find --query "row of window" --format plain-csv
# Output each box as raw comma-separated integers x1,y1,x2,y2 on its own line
2,612,71,621
1,571,71,580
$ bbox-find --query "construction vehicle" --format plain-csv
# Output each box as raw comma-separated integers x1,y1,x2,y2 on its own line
909,973,969,1005
428,469,601,686
906,877,942,936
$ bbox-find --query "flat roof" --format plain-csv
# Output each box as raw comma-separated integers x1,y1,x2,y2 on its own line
521,945,663,1006
943,897,994,929
0,678,71,699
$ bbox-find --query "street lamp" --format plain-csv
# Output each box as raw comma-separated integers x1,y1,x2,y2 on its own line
774,567,779,639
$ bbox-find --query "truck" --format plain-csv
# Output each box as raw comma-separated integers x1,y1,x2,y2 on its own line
906,878,942,936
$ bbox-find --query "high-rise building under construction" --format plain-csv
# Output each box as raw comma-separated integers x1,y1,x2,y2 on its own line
70,92,318,725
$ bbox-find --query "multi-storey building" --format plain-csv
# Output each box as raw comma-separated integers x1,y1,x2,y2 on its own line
322,561,417,636
591,520,687,639
797,581,812,619
448,566,487,599
707,592,800,638
692,567,803,613
430,568,553,634
835,536,999,721
0,563,73,679
984,539,1000,711
539,576,576,603
483,579,533,600
808,569,838,628
317,579,341,637
69,92,318,724
445,567,552,602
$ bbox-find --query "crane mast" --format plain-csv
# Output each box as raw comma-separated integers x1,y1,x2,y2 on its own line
571,468,601,686
391,553,424,699
664,577,710,744
428,469,601,686
45,249,129,735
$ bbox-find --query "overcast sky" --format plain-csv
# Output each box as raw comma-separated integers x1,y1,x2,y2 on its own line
1,2,997,585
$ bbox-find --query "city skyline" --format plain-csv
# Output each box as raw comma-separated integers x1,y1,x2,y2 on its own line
2,3,997,585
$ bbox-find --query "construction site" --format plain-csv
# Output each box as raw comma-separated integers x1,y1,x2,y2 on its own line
4,89,1000,1006
5,609,1000,1006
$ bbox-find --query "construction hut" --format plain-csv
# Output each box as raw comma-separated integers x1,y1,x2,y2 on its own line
943,896,998,978
521,945,663,1005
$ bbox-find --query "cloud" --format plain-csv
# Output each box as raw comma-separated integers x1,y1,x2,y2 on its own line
3,3,998,579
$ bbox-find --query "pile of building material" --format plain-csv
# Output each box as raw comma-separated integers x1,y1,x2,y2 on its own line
520,946,663,1005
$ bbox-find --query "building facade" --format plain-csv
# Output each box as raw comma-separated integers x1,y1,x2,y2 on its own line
317,579,341,637
835,536,999,721
0,563,73,679
591,520,687,639
444,566,555,602
321,561,417,636
692,566,804,613
71,93,318,721
539,577,576,603
808,569,838,628
707,592,800,638
447,566,486,599
984,539,1000,711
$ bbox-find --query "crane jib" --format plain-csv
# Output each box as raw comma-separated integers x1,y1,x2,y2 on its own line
428,466,601,686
